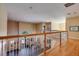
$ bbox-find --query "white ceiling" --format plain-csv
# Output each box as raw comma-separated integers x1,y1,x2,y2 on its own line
66,3,79,17
4,3,66,23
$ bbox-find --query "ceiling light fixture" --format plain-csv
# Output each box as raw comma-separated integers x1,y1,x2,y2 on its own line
67,13,71,15
73,12,77,14
29,6,32,10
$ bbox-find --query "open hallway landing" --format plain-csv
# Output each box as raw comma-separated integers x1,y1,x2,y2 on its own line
45,39,79,56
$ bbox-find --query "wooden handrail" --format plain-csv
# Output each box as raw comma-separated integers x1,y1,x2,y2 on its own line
0,31,67,39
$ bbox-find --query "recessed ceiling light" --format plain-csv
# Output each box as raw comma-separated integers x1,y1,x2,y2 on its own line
73,12,77,14
67,13,71,15
29,6,32,10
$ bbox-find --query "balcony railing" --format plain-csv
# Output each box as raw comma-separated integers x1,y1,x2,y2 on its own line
0,31,68,56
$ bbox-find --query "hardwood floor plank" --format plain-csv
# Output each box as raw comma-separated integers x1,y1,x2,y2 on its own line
46,39,79,56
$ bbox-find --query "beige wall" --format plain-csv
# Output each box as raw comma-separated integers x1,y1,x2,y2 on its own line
19,22,36,34
7,20,37,35
35,23,51,33
7,20,51,35
35,23,42,33
7,20,36,35
0,4,7,36
66,16,79,39
19,22,51,34
51,22,65,31
59,23,65,30
7,20,19,35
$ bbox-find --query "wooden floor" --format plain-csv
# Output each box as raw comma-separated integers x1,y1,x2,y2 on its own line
45,39,79,56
